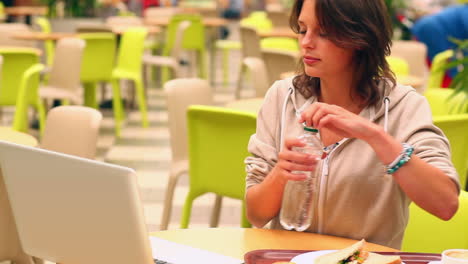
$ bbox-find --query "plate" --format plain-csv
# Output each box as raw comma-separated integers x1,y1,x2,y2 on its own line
291,250,337,264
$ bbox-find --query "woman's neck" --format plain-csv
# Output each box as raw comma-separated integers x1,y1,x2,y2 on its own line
319,73,363,114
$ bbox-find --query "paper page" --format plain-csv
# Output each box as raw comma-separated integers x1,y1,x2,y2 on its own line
149,236,243,264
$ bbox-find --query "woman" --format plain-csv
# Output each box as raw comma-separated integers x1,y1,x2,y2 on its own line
244,0,460,249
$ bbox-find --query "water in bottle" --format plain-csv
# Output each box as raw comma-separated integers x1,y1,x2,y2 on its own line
279,126,323,231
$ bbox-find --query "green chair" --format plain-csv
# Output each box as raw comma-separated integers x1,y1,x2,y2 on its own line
34,17,54,67
402,190,468,252
215,40,241,87
111,27,148,137
387,56,410,78
180,105,255,228
424,87,468,116
428,49,454,89
161,14,207,83
0,48,46,134
0,2,5,22
79,33,117,109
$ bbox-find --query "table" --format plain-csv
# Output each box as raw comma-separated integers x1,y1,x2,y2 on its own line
12,32,77,41
0,127,38,147
225,98,264,115
259,27,297,39
151,228,397,260
4,6,48,24
145,17,228,28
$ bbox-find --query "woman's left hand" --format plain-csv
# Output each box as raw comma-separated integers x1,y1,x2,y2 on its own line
298,102,378,141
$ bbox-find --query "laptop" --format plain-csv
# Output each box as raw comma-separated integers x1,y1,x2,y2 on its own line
0,140,157,264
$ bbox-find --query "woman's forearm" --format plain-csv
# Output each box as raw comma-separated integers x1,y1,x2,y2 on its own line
246,166,288,227
365,126,459,220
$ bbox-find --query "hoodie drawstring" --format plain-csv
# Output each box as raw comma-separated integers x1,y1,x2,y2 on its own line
383,96,390,133
280,87,294,151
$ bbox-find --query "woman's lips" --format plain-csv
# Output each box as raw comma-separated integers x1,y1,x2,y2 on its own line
303,56,321,65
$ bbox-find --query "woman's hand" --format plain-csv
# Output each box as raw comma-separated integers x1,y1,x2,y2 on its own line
271,137,320,183
298,102,379,141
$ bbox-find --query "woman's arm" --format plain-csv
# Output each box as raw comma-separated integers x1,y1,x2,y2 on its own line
300,102,459,220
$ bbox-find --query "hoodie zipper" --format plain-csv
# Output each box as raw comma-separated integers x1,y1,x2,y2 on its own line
316,138,348,233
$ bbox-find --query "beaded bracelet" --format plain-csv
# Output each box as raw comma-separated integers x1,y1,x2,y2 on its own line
386,143,414,174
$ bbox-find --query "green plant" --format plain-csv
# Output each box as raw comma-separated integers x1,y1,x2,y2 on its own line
442,38,468,107
384,0,411,40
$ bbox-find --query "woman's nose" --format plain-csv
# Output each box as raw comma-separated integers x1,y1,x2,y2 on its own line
300,33,316,49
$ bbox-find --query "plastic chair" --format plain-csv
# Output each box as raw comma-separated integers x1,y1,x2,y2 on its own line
180,105,255,228
427,49,455,89
39,38,86,106
0,2,5,22
161,14,207,82
215,39,241,87
236,57,270,99
387,56,410,78
160,78,214,230
110,27,148,137
424,87,468,116
34,17,54,67
79,33,117,108
0,23,35,48
267,10,290,28
0,47,46,134
391,40,428,84
402,190,468,252
143,21,191,86
261,48,299,87
40,106,103,159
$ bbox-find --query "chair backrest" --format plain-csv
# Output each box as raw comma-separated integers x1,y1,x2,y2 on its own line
387,56,410,77
170,20,192,58
261,48,299,86
105,16,143,26
162,14,205,56
48,38,86,96
402,190,468,252
240,26,262,58
391,40,429,80
40,106,103,159
267,10,290,28
115,27,148,75
79,33,117,82
0,23,35,48
0,48,41,106
428,49,454,89
424,87,468,116
164,78,213,163
187,105,256,200
241,57,270,97
434,114,468,191
34,16,54,66
240,11,273,32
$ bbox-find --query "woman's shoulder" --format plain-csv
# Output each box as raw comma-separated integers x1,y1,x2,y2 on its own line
264,76,295,100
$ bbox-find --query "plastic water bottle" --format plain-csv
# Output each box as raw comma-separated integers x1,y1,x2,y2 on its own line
279,126,323,231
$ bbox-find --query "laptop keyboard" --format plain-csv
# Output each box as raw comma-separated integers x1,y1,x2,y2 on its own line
154,258,174,264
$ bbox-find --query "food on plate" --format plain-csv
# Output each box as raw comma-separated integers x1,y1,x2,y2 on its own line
314,239,401,264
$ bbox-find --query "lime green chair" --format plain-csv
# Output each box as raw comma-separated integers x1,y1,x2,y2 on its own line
0,48,46,134
79,33,117,109
424,87,468,116
428,49,454,89
215,40,242,87
0,2,5,22
111,27,148,137
180,105,255,228
34,17,54,67
387,56,410,78
161,14,207,83
402,190,468,252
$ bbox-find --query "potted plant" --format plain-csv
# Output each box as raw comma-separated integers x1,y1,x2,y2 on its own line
442,38,468,107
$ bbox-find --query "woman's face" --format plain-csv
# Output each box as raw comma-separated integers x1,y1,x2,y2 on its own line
298,0,355,79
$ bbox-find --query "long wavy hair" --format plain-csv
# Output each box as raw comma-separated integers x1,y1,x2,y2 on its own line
289,0,396,107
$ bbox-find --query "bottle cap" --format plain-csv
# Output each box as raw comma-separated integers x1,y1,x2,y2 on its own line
303,126,318,133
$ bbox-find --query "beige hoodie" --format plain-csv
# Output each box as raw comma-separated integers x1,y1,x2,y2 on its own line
245,77,460,249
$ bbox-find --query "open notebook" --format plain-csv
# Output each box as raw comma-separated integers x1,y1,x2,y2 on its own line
0,140,242,264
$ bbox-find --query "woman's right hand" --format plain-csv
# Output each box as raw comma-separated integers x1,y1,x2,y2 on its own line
272,137,319,183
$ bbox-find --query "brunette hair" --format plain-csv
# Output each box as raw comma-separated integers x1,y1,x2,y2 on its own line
289,0,396,107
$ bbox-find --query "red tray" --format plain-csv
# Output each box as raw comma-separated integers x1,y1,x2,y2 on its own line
244,250,441,264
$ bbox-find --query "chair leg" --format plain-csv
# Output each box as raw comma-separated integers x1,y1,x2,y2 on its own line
198,48,208,80
222,48,229,87
36,99,47,137
133,78,149,128
180,194,195,229
160,169,185,230
235,63,246,99
110,78,125,137
209,195,223,227
83,82,98,109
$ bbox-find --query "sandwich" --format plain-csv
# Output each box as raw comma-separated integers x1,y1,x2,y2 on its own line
314,239,401,264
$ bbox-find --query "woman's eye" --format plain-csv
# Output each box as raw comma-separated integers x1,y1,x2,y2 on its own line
299,29,307,34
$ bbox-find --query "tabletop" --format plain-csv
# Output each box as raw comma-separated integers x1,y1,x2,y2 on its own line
258,27,297,39
4,6,48,16
12,32,77,41
151,228,397,260
0,127,38,147
225,98,264,115
145,17,228,27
